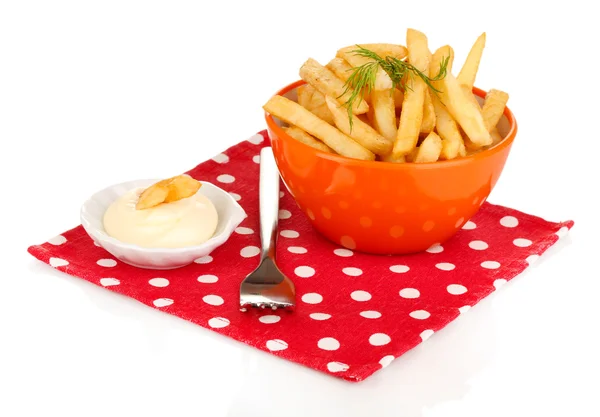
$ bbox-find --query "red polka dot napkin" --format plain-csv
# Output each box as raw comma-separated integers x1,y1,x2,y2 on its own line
28,131,574,382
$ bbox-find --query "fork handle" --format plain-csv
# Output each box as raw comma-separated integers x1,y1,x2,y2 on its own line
259,147,280,261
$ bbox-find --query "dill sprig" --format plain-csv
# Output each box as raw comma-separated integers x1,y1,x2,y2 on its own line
340,45,449,129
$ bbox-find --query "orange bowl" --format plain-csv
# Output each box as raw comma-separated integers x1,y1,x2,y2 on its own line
265,80,518,255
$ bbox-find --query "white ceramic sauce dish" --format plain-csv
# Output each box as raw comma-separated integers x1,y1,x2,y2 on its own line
80,179,247,269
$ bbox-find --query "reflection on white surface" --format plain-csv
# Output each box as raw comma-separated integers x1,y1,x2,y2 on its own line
225,287,496,417
21,234,569,417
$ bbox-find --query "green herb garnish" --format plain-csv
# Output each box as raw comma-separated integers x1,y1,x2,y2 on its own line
340,45,449,129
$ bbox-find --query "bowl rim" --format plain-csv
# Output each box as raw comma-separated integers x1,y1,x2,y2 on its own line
264,80,518,168
80,179,247,254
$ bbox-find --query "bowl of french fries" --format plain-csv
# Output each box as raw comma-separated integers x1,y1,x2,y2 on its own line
263,29,517,255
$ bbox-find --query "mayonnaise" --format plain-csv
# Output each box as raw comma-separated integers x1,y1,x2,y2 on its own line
103,188,218,248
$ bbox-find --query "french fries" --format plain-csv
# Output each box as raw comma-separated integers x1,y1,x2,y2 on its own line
432,95,464,160
326,57,354,83
337,46,394,91
370,89,397,142
431,47,491,147
482,89,509,131
165,175,202,203
297,84,335,125
490,127,503,146
136,175,202,210
393,89,404,108
325,96,392,156
354,43,408,59
457,32,486,89
137,181,169,210
263,31,509,164
414,132,443,163
327,57,371,103
300,58,369,115
393,29,429,157
263,95,375,160
461,84,482,110
420,91,436,134
427,45,464,160
380,153,406,163
283,126,334,153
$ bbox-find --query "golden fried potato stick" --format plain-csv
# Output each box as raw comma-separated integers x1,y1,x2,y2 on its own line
394,89,404,108
136,181,169,210
392,29,429,157
353,43,408,60
325,95,392,156
461,84,483,113
482,89,509,131
297,84,335,125
136,175,201,210
490,127,503,146
414,131,442,163
457,32,486,89
327,57,371,103
299,58,369,115
264,95,375,160
296,84,310,109
337,46,397,91
164,175,202,203
432,96,464,160
283,126,334,153
326,57,354,82
420,90,436,134
405,146,419,163
430,48,491,147
370,89,397,142
380,153,406,163
428,45,464,160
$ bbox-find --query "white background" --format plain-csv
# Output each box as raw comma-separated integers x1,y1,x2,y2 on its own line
1,1,599,416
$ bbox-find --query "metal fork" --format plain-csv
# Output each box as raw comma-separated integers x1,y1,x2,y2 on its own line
239,147,296,310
